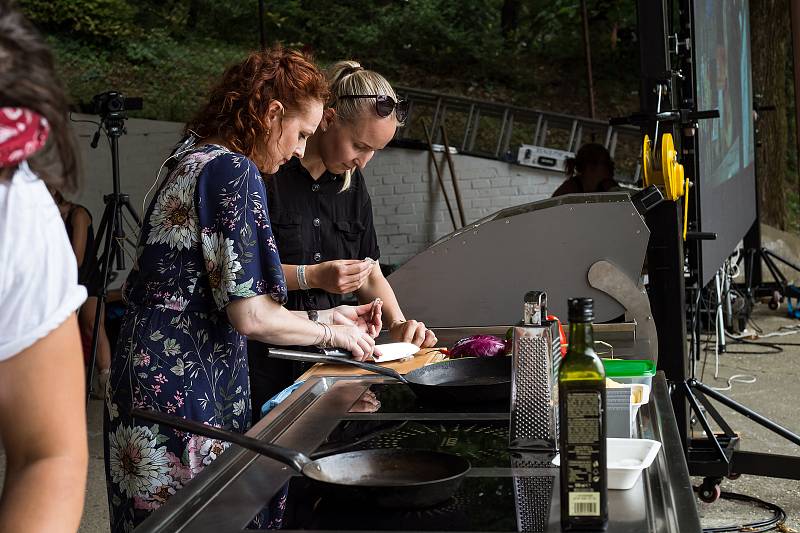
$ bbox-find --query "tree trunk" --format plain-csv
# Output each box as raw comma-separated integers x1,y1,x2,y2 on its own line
750,0,789,229
187,0,200,31
501,0,520,39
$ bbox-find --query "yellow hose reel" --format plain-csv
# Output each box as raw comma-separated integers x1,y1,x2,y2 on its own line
642,133,691,239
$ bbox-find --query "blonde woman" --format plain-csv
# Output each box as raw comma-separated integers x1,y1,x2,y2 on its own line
248,61,437,418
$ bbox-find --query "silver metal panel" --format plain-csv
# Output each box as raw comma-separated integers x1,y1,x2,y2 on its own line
138,373,701,533
587,259,659,362
388,193,649,326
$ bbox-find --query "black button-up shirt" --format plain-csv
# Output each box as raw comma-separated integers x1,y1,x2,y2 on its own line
266,157,380,311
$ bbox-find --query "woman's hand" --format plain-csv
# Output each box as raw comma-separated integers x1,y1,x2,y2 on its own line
307,259,375,294
329,324,380,361
389,319,437,348
331,299,382,337
349,389,381,413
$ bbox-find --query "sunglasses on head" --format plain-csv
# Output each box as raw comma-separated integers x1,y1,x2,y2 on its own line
337,94,409,122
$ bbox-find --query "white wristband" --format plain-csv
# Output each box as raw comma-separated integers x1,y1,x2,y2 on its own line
297,264,310,291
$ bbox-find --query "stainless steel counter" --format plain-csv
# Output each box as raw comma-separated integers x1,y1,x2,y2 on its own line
137,372,700,532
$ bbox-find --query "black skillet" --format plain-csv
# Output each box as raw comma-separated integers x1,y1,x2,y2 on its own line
131,408,469,509
268,348,512,403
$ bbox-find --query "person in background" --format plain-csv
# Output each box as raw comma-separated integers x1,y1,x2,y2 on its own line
551,142,621,197
104,47,382,531
0,3,89,532
49,186,112,396
248,61,437,418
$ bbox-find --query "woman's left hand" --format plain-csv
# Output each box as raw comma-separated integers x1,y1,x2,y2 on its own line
389,319,437,348
331,298,383,337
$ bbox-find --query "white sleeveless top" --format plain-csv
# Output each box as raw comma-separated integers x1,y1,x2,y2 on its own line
0,162,87,360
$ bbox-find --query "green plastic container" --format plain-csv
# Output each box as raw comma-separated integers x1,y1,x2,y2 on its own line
602,359,656,388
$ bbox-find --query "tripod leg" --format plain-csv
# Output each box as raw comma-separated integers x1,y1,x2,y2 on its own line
693,388,736,438
121,197,142,227
86,200,119,405
86,200,111,276
762,250,788,290
764,248,800,274
693,380,800,446
745,249,756,300
682,381,730,466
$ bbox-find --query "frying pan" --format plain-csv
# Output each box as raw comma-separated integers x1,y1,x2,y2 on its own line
131,408,469,509
269,349,512,403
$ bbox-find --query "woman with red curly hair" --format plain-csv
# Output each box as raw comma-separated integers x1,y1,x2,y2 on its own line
103,47,382,531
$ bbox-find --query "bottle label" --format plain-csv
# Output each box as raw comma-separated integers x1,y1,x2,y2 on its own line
565,391,602,517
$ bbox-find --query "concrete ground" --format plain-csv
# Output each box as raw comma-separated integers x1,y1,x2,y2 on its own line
691,306,800,532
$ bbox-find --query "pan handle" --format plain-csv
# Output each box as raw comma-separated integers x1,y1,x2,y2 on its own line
268,349,409,384
131,408,312,473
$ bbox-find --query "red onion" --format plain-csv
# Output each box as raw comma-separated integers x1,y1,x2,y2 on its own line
450,335,509,358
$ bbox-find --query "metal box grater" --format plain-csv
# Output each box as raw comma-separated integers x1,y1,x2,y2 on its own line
511,452,558,532
509,291,563,451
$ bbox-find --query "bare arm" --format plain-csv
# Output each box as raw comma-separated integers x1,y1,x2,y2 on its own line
227,295,324,345
226,296,376,359
281,264,301,291
284,260,373,294
0,314,88,533
355,266,404,325
67,207,91,267
355,266,437,347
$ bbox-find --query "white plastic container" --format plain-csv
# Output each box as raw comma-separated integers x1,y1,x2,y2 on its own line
606,383,651,438
629,383,651,428
553,437,662,490
606,437,661,489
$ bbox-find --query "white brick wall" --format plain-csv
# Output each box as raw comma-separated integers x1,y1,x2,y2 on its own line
361,148,566,265
67,117,566,278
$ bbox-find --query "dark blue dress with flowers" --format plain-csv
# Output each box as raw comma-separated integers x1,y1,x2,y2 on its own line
103,145,288,531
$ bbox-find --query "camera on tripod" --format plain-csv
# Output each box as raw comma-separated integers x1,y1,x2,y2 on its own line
87,91,143,117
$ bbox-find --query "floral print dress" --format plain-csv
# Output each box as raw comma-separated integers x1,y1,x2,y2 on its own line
103,144,288,532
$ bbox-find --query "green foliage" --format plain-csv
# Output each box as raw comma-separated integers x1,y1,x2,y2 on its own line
18,0,136,41
261,0,507,76
47,33,247,122
18,0,641,124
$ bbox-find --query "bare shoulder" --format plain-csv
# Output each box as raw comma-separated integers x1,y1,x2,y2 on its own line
70,205,92,226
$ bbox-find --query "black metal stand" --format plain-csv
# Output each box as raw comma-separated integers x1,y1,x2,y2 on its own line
85,115,141,404
739,245,800,308
680,378,800,502
635,0,800,500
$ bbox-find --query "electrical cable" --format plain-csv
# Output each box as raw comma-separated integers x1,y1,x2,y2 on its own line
140,131,200,216
68,112,101,128
136,131,200,245
699,489,787,533
728,324,800,340
706,374,757,391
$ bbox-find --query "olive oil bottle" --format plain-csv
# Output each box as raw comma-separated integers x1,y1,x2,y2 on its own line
559,298,608,530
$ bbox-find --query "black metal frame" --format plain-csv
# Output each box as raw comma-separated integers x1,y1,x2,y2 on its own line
736,101,800,306
740,245,800,303
636,0,800,488
637,0,691,450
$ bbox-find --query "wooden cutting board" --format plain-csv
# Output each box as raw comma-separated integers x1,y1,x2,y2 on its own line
295,348,447,382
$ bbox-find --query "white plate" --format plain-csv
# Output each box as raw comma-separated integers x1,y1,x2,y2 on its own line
371,342,420,363
552,438,662,490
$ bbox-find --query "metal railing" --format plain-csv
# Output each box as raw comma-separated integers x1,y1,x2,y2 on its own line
393,86,642,181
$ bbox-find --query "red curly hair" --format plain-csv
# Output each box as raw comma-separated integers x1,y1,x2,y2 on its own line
187,46,329,158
